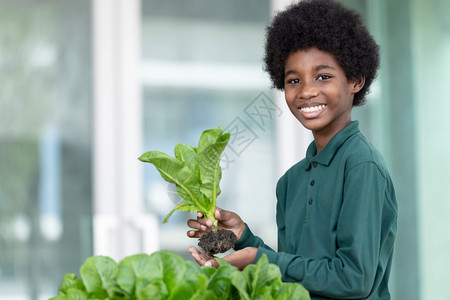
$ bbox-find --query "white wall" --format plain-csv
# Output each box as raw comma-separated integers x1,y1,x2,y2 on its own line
412,0,450,299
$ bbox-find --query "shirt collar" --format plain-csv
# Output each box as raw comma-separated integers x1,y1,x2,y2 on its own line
305,121,360,169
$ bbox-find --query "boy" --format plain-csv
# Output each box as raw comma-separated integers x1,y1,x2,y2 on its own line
187,0,398,299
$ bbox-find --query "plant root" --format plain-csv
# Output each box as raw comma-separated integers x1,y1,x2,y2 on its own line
198,229,238,256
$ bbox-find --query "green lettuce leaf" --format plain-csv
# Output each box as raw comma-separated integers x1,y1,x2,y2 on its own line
277,282,310,299
115,253,157,295
197,130,229,214
174,143,199,177
57,273,86,295
150,251,186,294
51,288,88,300
138,151,208,215
139,127,230,229
207,264,238,300
248,254,283,298
137,279,168,300
79,256,117,298
168,273,209,300
52,251,310,300
230,270,250,300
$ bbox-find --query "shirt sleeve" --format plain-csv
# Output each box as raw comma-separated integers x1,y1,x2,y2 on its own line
234,223,275,252
258,162,393,299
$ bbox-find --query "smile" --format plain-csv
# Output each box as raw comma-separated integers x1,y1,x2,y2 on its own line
300,104,326,113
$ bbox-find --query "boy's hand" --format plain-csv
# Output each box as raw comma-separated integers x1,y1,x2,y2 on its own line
186,207,246,240
188,246,257,270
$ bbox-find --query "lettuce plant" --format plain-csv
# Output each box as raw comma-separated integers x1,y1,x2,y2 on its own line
50,251,310,300
138,127,230,231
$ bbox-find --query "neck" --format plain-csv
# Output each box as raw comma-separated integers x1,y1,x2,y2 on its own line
312,120,352,153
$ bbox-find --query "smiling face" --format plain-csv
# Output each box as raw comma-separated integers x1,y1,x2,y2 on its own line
284,48,364,147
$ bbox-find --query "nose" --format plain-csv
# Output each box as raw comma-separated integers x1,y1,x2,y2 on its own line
299,82,319,100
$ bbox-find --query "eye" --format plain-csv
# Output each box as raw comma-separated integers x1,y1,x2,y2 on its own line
317,74,332,81
286,78,300,84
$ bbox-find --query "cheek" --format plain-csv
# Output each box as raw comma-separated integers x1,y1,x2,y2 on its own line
284,89,296,105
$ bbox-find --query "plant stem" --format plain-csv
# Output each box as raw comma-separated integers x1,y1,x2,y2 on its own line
206,213,218,232
211,222,218,232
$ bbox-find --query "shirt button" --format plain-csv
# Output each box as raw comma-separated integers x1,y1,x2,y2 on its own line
308,198,313,205
312,162,318,168
310,180,315,186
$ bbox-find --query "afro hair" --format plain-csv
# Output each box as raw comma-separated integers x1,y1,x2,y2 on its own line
263,0,380,106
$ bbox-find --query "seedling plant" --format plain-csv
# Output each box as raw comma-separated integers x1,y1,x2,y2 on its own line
139,127,236,255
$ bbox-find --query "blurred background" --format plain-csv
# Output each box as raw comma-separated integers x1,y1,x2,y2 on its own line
0,0,449,299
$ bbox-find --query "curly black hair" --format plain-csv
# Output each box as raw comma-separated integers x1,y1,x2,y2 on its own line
263,0,379,106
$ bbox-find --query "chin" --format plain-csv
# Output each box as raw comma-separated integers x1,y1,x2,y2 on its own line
298,118,325,131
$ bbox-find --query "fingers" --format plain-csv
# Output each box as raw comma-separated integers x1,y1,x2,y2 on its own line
196,212,213,227
189,247,256,270
187,211,213,230
188,246,203,265
188,246,218,268
186,216,211,238
187,217,211,230
187,229,199,238
186,226,205,239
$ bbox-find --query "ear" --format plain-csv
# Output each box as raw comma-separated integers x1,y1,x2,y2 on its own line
351,76,365,94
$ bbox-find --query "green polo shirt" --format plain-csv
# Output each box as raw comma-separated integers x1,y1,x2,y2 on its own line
235,121,398,300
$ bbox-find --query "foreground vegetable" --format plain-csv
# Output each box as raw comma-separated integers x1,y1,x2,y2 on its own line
50,251,310,300
138,127,229,231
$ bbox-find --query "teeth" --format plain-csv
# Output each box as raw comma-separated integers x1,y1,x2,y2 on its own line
301,104,326,113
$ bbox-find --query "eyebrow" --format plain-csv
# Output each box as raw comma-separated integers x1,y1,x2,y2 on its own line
284,70,297,77
284,64,336,77
314,64,336,71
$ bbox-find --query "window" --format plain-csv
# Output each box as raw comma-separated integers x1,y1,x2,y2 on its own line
0,0,92,298
140,0,278,259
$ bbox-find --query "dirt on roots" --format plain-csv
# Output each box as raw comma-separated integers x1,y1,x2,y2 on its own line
198,229,238,256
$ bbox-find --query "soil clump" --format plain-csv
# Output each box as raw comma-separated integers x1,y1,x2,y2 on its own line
198,229,238,256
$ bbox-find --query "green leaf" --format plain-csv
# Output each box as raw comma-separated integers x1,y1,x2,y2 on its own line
64,288,89,300
197,136,229,202
189,289,219,300
185,259,204,275
149,251,186,293
162,202,193,224
197,127,226,154
174,143,199,177
138,150,208,219
174,185,205,211
200,265,218,279
51,251,310,300
242,264,256,292
137,279,169,300
231,271,250,300
49,289,89,300
139,127,230,227
115,253,157,295
215,257,231,267
249,255,283,299
207,264,238,300
138,151,200,198
168,273,210,300
57,273,86,295
79,256,117,298
277,282,311,300
196,128,230,225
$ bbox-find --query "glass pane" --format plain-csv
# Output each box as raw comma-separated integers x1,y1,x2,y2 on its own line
141,0,275,259
0,1,93,299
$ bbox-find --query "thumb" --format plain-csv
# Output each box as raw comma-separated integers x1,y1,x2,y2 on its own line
205,259,219,268
215,207,225,220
